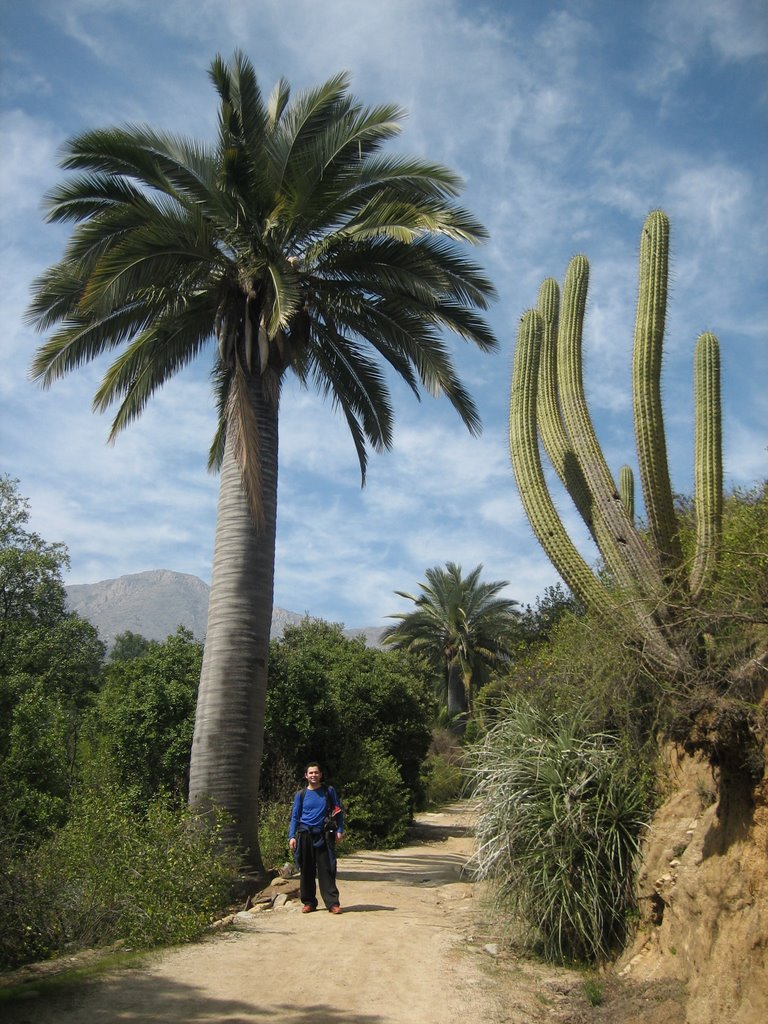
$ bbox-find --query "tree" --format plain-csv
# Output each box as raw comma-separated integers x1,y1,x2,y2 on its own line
0,475,69,668
27,52,497,877
264,619,433,846
86,627,203,803
109,631,156,662
0,478,105,838
381,562,519,726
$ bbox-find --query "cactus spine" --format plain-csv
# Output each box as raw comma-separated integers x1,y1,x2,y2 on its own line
509,211,723,674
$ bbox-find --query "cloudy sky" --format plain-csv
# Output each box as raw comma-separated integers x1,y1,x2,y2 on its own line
1,0,766,630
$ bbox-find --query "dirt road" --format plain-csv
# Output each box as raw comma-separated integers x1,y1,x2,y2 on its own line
3,803,590,1023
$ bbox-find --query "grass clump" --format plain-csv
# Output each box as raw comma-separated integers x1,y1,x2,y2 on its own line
468,697,651,964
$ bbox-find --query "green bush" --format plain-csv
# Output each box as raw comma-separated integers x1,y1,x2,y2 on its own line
84,628,202,803
468,697,651,964
421,753,466,808
341,739,411,848
257,799,293,872
0,786,236,970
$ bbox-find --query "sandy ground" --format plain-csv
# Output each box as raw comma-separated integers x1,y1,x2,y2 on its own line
1,803,683,1023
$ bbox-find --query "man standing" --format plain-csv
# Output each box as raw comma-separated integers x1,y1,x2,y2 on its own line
289,762,344,914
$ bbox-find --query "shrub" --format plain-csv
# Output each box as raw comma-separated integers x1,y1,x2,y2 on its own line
341,739,411,848
257,799,293,872
421,752,465,808
468,697,651,964
0,785,236,970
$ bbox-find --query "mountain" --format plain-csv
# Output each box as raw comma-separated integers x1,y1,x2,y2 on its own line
65,569,384,649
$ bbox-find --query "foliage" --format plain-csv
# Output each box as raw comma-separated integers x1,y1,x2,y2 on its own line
342,738,412,848
382,562,520,722
481,606,661,755
0,786,236,970
84,628,202,803
256,799,294,873
419,725,468,808
668,483,768,779
109,631,157,662
515,583,580,647
0,475,70,663
264,620,433,846
421,753,465,808
0,477,105,839
0,677,71,837
468,697,651,964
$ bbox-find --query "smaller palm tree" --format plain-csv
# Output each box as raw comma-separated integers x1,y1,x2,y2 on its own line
382,562,519,727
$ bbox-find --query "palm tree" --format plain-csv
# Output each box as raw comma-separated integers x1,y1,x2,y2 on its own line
26,52,497,878
382,563,518,727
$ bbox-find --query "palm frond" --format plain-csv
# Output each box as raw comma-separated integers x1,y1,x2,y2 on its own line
267,77,291,128
268,71,353,191
92,302,215,438
264,259,301,336
29,306,147,385
306,322,395,479
207,360,233,470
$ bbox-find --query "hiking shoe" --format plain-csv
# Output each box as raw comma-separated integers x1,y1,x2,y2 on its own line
329,905,342,914
302,904,315,913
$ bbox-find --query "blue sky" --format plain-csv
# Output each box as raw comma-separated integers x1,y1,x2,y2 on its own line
1,0,766,630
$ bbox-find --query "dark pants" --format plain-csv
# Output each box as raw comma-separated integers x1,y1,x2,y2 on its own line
297,829,339,910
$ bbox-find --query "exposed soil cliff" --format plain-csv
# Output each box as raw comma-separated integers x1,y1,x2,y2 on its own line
617,736,768,1023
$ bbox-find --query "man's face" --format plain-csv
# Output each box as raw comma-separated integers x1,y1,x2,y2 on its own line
305,766,322,786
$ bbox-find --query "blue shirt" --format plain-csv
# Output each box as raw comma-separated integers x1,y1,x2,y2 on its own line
289,785,344,839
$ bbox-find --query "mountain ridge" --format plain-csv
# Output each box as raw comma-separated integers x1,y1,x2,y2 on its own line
65,569,384,649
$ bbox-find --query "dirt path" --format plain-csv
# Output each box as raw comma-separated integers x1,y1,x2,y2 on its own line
3,803,598,1023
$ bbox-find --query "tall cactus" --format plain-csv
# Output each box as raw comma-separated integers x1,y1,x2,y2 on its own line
632,211,682,575
690,332,722,599
619,465,635,523
510,311,613,617
509,211,723,673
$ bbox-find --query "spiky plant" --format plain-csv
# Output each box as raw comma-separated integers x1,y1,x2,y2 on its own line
468,697,649,963
508,210,723,675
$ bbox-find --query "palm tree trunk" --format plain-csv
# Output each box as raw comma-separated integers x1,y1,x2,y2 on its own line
447,661,467,735
188,374,278,882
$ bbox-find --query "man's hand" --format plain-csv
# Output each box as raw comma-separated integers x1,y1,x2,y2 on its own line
336,832,343,843
289,837,297,851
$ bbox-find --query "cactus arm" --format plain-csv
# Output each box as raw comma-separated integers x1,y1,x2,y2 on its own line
536,278,599,541
632,210,683,573
557,254,663,592
509,310,612,615
690,332,722,601
619,465,635,522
